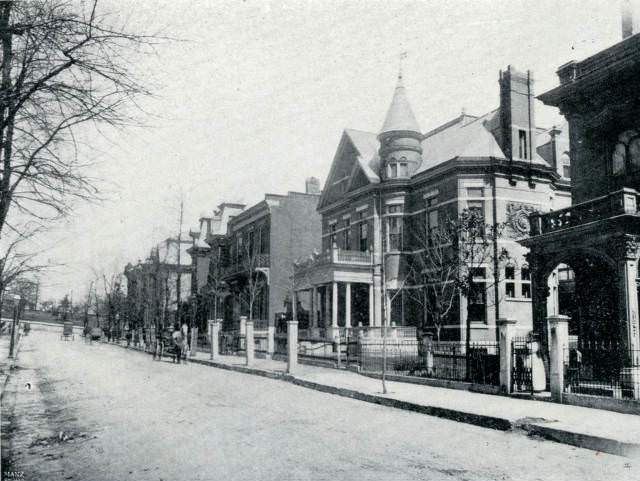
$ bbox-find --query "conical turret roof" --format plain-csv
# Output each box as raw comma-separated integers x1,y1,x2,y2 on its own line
380,75,421,134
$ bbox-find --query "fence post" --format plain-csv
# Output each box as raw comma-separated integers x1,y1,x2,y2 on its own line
209,320,220,360
266,324,275,360
547,314,570,402
287,320,298,374
245,320,254,367
422,333,434,375
497,318,517,394
190,327,198,358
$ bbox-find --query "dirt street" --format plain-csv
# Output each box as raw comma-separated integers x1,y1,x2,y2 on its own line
1,326,637,481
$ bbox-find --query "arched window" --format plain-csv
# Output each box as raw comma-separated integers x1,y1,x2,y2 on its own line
612,143,626,175
612,129,640,175
630,137,640,169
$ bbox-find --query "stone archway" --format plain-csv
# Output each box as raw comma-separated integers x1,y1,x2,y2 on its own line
536,249,620,345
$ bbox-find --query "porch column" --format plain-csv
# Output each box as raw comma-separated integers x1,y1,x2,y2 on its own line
368,283,374,326
345,282,352,328
292,290,298,323
311,287,318,328
332,282,338,328
324,285,331,327
619,251,640,398
287,321,298,374
619,257,640,355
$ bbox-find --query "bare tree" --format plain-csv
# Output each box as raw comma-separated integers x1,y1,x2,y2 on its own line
238,239,267,323
0,225,52,317
0,0,158,235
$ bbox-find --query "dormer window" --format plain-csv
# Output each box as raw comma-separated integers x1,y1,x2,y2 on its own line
389,163,398,178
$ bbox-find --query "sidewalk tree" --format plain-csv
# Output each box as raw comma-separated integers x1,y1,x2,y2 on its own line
0,0,158,235
238,238,267,323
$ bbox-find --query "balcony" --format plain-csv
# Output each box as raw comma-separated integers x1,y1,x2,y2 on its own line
294,248,372,272
529,188,640,236
221,253,270,278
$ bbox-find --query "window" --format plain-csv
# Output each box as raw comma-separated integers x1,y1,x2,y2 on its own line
399,163,408,177
247,229,255,255
344,218,351,250
469,267,487,323
518,129,528,159
505,266,515,298
330,224,337,248
631,138,640,169
358,212,368,252
387,205,403,251
521,266,531,298
259,225,269,253
427,209,439,246
389,163,398,178
612,130,640,175
236,235,243,262
560,152,571,178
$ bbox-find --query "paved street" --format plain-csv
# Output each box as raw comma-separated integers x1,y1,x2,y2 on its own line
1,326,637,481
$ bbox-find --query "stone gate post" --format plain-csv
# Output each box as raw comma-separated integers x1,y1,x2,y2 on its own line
245,320,254,367
209,320,220,360
497,318,517,394
287,321,298,374
547,315,569,401
266,324,275,360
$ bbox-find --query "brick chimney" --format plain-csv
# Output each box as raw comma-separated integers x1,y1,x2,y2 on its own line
498,66,536,162
305,177,321,194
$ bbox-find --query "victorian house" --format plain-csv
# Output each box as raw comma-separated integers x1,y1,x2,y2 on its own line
293,67,571,342
187,202,245,329
523,22,640,393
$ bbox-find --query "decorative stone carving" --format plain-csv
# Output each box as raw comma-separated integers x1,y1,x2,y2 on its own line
506,203,538,237
611,235,640,261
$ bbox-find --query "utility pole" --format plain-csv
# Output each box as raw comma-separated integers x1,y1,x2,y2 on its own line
176,197,184,328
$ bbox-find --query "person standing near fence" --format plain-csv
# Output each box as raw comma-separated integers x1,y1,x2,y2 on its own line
172,325,183,364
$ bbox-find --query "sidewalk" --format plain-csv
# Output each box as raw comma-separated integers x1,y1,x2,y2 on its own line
180,350,640,458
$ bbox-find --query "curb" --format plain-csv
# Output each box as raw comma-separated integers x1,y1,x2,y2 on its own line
114,344,640,457
520,423,640,458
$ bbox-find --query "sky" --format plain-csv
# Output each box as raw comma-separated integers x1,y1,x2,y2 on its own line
34,0,628,302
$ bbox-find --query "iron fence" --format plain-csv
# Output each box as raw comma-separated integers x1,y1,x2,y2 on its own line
219,330,244,355
564,341,640,401
511,337,534,394
358,339,500,386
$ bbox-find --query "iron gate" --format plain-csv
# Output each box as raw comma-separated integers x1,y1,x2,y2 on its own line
511,336,534,394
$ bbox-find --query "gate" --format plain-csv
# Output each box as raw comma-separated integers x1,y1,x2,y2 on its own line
219,330,244,355
511,336,534,394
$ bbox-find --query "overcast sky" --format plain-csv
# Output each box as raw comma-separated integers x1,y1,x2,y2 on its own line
36,0,626,302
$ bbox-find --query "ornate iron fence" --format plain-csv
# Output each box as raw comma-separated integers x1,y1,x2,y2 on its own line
358,339,500,386
564,340,640,401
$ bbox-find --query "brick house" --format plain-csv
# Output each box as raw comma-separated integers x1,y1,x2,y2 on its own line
218,181,322,331
293,67,571,342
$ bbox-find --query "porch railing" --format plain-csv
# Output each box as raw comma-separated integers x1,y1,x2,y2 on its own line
529,188,640,236
220,253,270,278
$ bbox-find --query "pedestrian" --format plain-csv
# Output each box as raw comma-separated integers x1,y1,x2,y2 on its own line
172,324,183,364
181,321,189,362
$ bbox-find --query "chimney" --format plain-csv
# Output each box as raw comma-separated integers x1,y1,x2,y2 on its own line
498,66,536,162
622,0,640,39
305,177,321,194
